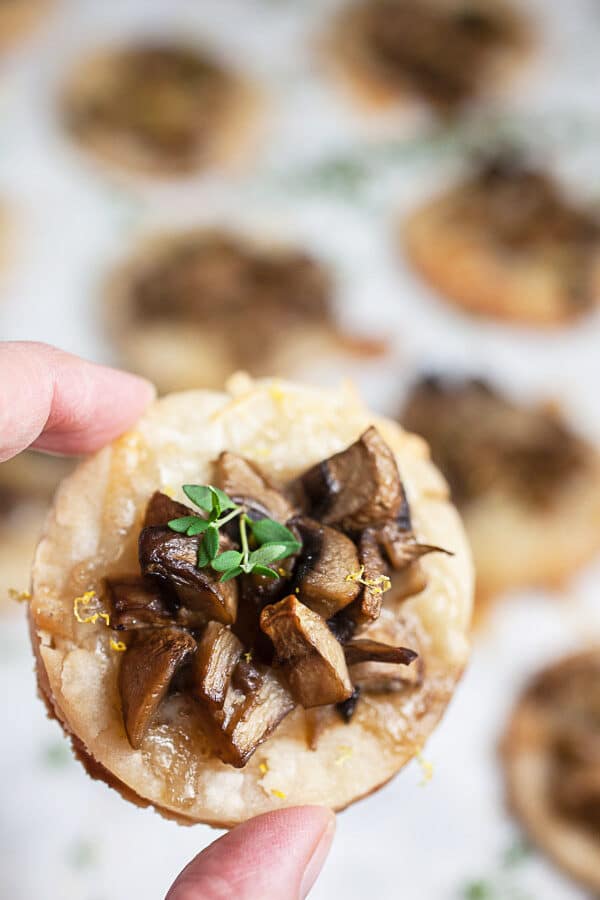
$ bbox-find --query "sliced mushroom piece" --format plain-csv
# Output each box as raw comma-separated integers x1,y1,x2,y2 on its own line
337,686,361,723
377,519,449,571
143,490,194,527
105,575,176,631
215,451,295,523
193,622,243,708
344,528,390,626
291,516,360,619
139,527,237,625
300,426,404,531
119,626,197,749
198,663,294,768
343,639,418,667
260,595,353,708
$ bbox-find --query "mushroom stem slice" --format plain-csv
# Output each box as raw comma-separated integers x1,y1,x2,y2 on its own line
377,520,450,571
105,575,177,631
346,528,390,625
119,626,197,750
344,639,418,667
291,516,360,619
199,663,295,768
139,526,238,624
193,621,243,708
300,426,405,531
260,595,353,708
215,451,295,523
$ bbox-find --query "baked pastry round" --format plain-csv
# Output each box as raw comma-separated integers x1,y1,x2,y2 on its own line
404,156,600,326
328,0,530,115
106,228,385,393
0,0,51,49
401,376,600,603
0,451,72,610
502,649,600,893
30,376,472,826
61,42,260,177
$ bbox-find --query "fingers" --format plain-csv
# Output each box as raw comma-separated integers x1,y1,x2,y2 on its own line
0,341,155,461
166,806,335,900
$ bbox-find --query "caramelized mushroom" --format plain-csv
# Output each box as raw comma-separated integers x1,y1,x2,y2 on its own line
345,528,390,625
343,639,418,667
215,452,294,523
119,626,197,749
291,516,360,619
300,426,404,531
198,662,294,767
376,518,449,570
143,490,193,528
139,527,238,624
105,575,176,631
193,622,243,708
260,595,353,708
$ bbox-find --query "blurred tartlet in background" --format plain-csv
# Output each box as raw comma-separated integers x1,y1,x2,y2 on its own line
104,228,386,393
60,42,261,177
326,0,531,116
403,154,600,326
0,0,52,49
401,376,600,605
502,649,600,894
0,450,73,610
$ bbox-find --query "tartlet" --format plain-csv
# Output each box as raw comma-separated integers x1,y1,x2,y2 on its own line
61,42,260,177
502,650,600,894
29,376,473,826
327,0,530,116
401,376,600,603
0,451,72,610
105,228,385,393
404,155,600,326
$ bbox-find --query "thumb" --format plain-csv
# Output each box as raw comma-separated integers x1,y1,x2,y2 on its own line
166,806,335,900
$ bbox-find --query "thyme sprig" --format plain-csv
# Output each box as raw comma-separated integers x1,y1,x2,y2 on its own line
168,485,301,582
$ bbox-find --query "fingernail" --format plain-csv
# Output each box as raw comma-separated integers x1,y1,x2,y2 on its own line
299,813,336,898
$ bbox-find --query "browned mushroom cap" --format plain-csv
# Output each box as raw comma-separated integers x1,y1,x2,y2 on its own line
300,426,404,531
119,626,197,749
193,621,243,708
198,662,294,768
291,516,360,619
260,595,353,708
105,575,176,631
215,451,295,523
139,527,238,624
343,639,417,667
143,490,193,527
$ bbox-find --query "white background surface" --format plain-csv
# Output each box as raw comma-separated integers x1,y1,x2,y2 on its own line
1,1,600,898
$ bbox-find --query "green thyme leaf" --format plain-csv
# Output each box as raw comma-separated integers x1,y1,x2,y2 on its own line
168,516,201,533
209,486,237,516
183,485,214,514
220,566,243,582
186,518,212,536
249,518,298,546
252,564,280,579
248,543,290,567
212,550,243,573
197,544,211,568
203,525,219,561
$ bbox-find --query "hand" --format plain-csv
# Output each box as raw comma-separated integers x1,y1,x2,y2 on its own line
0,341,336,900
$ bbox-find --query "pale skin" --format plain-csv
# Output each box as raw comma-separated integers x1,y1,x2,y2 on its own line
1,341,335,899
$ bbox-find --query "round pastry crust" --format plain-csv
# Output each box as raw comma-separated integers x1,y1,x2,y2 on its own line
404,191,600,326
60,46,262,178
30,376,473,826
105,230,383,393
326,0,531,114
502,649,600,894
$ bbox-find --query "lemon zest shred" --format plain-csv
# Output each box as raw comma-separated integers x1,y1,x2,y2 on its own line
110,639,127,652
269,383,286,404
271,788,286,800
161,484,176,499
259,761,269,775
345,566,391,595
334,745,353,766
73,592,110,627
243,651,253,664
8,588,31,604
416,749,434,785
